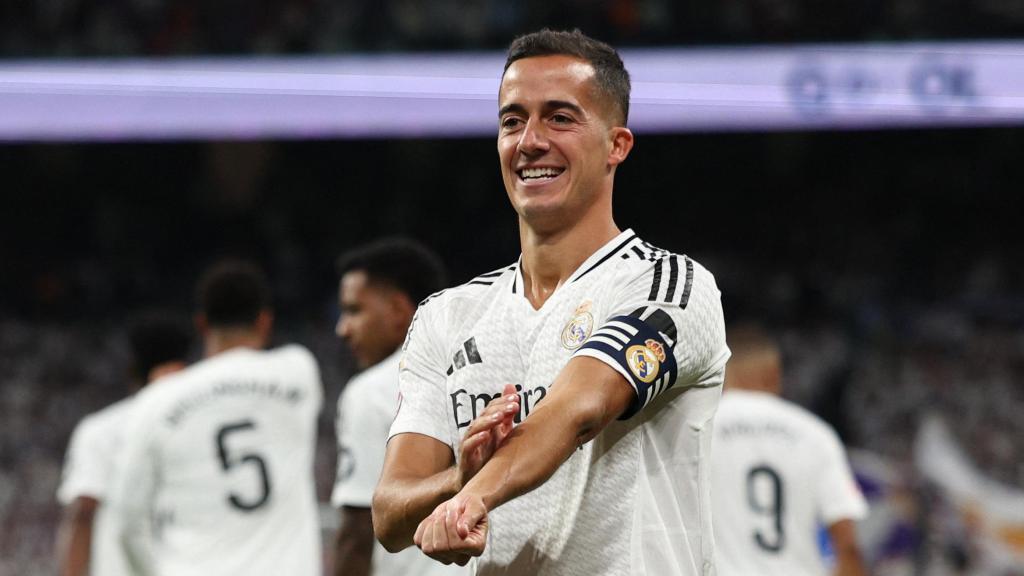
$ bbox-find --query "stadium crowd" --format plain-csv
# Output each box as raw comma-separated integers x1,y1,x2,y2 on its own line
2,0,1024,57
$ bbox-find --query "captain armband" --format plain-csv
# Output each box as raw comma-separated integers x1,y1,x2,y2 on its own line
573,314,678,419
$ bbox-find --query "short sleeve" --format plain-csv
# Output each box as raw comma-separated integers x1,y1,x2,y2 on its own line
574,255,730,419
57,417,110,504
388,301,455,448
107,394,162,573
331,379,390,508
817,428,868,525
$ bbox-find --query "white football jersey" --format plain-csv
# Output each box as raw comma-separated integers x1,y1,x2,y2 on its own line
57,396,136,576
390,229,730,576
333,350,467,576
711,390,867,576
108,344,323,576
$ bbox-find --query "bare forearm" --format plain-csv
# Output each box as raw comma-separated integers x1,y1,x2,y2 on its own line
57,499,97,576
373,466,459,552
334,507,374,576
829,519,867,576
834,549,867,576
463,404,582,510
463,358,629,511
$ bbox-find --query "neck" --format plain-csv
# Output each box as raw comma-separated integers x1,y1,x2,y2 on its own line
204,328,264,358
519,209,619,310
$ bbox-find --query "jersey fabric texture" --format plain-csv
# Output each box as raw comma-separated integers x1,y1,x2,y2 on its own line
108,345,323,576
390,230,730,576
333,350,467,576
58,396,136,576
711,390,868,576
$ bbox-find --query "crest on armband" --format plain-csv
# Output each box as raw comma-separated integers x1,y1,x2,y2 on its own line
626,344,661,383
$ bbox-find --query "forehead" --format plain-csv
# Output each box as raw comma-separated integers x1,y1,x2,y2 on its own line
340,270,369,297
499,55,598,108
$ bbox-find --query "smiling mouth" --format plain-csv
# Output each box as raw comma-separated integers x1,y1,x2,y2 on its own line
516,166,565,183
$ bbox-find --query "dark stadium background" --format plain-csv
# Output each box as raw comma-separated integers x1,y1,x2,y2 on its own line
2,2,1024,574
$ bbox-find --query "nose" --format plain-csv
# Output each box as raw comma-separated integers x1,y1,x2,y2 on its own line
336,316,351,340
518,118,550,157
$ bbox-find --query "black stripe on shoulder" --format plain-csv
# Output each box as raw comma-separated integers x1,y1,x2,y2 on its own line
679,256,694,309
648,258,664,301
419,289,447,307
664,256,680,304
466,280,495,287
471,265,515,282
573,232,638,283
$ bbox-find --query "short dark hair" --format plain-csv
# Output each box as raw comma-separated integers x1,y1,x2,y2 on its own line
504,28,631,126
196,260,271,328
127,311,191,383
336,238,447,305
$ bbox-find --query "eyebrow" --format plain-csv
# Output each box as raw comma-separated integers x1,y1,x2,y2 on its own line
498,100,585,119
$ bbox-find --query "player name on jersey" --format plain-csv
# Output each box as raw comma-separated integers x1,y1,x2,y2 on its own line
164,378,308,427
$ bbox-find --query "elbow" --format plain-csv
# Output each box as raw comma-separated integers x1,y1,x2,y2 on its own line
370,491,407,553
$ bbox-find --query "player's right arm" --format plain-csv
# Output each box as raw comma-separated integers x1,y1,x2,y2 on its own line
817,427,869,576
334,506,374,576
56,496,98,576
373,388,519,552
56,417,107,576
372,300,518,552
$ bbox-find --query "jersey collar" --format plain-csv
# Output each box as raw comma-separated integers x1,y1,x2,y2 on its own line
510,228,638,295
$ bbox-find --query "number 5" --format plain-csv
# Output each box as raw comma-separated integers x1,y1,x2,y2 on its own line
216,420,272,511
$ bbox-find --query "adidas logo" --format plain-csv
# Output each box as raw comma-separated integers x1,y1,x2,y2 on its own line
446,337,482,376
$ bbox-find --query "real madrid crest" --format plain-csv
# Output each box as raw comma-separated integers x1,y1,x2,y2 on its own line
560,300,594,350
626,343,661,383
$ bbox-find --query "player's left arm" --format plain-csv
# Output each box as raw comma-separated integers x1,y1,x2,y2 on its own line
415,355,633,561
828,519,867,576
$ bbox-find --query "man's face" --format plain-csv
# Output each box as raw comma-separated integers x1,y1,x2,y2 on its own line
335,270,408,370
497,55,621,228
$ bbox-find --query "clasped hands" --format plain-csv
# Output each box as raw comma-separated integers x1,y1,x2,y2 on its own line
413,384,519,565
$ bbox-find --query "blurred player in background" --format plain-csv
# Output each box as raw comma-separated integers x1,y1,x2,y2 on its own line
107,260,323,576
711,324,868,576
373,29,729,575
330,238,461,576
56,312,191,576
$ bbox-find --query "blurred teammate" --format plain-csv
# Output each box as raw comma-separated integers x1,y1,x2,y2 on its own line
373,29,730,575
711,324,868,576
108,260,323,576
56,312,191,576
330,238,461,576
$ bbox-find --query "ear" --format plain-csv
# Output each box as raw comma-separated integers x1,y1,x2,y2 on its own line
607,127,634,167
389,292,416,326
194,313,209,338
256,309,274,345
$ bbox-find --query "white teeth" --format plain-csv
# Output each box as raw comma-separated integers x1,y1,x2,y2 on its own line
520,167,563,179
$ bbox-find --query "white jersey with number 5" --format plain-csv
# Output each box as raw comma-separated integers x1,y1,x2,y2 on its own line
108,344,323,576
711,390,867,576
390,230,730,576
